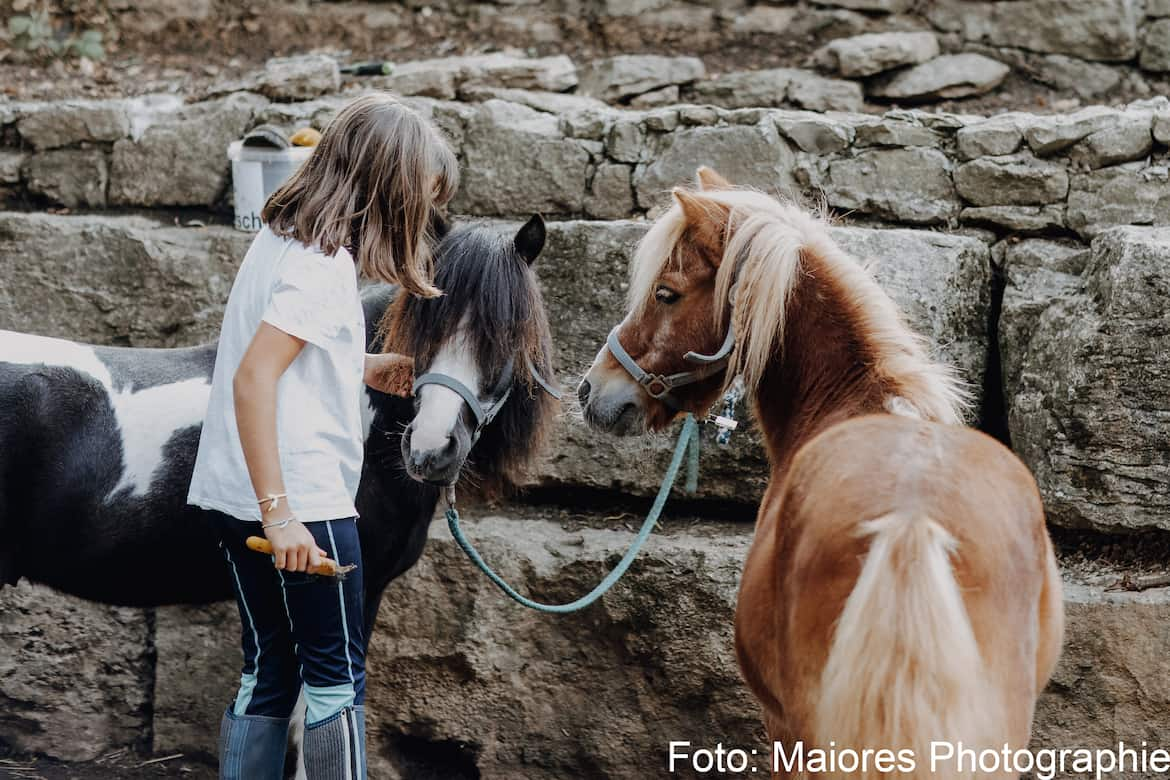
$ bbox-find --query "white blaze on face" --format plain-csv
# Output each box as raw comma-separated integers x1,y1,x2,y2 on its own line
411,324,481,455
0,330,211,498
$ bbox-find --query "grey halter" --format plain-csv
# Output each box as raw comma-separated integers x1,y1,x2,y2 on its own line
606,268,742,411
605,326,734,411
413,355,561,444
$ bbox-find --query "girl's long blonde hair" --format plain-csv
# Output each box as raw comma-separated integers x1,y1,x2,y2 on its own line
262,93,458,297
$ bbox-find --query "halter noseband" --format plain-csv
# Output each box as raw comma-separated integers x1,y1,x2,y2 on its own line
606,326,734,411
412,355,561,445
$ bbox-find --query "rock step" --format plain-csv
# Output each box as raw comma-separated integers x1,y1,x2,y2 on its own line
3,89,1169,238
11,508,1154,775
3,211,1169,533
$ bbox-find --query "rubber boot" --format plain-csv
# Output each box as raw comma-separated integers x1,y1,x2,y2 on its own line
218,706,291,780
303,705,366,780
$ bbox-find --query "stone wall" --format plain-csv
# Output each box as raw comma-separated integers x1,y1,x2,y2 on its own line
2,41,1170,778
4,82,1170,239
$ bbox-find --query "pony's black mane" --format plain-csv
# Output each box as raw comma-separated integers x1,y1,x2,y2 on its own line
386,222,557,495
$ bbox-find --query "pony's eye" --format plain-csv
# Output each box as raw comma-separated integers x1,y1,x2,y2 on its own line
655,286,680,304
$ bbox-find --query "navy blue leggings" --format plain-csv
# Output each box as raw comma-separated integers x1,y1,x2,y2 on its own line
212,512,366,724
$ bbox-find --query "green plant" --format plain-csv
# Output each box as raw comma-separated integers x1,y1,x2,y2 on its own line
8,6,105,60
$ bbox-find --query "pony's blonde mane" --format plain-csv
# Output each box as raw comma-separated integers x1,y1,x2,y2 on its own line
629,187,969,425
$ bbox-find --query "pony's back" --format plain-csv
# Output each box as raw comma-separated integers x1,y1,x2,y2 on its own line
771,415,1060,778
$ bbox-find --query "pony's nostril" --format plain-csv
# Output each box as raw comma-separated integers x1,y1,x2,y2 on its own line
577,380,591,406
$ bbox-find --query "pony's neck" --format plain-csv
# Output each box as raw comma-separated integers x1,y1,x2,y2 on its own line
749,262,900,475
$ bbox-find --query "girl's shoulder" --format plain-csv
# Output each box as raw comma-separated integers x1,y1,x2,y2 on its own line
259,226,354,272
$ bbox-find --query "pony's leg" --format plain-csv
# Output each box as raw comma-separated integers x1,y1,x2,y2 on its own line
764,713,796,780
1035,536,1065,689
0,472,11,587
290,692,307,780
0,399,21,588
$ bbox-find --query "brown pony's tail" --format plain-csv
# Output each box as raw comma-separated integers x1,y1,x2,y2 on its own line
813,514,1000,779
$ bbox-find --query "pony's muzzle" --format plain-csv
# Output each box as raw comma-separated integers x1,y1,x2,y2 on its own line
402,422,466,484
578,373,646,436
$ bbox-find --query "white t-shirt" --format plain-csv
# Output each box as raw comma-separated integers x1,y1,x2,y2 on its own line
187,226,366,523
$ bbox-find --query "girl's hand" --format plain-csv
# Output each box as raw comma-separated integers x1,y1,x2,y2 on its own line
263,514,327,572
364,352,414,396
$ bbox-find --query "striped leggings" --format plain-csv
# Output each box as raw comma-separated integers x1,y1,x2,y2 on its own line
213,511,366,729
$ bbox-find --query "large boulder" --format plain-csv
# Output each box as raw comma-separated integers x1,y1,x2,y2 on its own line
929,0,1142,62
814,147,961,225
578,55,705,103
0,582,152,761
633,123,797,212
253,55,341,101
21,148,109,208
384,54,578,99
109,92,267,207
1002,227,1170,532
450,100,592,216
1066,164,1170,238
688,69,794,109
1033,583,1170,756
0,213,248,346
1142,19,1170,72
815,31,940,78
15,98,131,150
954,153,1070,206
867,53,1010,101
151,603,241,759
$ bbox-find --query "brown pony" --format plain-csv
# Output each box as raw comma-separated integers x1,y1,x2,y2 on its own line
578,168,1063,778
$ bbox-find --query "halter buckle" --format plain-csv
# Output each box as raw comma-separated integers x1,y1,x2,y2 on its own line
641,376,670,399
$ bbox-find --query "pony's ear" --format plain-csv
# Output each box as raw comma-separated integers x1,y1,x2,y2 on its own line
695,166,732,191
673,188,730,262
514,214,546,266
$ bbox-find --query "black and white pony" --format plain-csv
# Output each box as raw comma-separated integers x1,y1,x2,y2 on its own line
0,216,558,761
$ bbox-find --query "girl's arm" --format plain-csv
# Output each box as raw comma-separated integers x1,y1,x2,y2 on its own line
234,322,327,572
364,352,414,396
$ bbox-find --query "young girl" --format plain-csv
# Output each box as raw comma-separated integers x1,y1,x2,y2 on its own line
187,93,457,780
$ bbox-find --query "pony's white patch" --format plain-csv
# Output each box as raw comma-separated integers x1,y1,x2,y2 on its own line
412,323,479,454
109,378,210,496
0,331,114,389
0,331,210,498
885,395,923,419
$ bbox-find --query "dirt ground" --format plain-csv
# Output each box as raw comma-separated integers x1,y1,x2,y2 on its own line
2,0,1163,114
0,753,214,779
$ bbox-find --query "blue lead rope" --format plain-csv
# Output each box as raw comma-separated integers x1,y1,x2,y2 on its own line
446,414,701,613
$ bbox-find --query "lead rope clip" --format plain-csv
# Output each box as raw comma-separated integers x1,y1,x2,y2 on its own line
707,376,745,446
